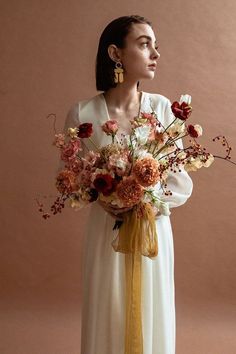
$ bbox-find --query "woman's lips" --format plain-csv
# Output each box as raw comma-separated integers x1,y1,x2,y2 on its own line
148,64,157,70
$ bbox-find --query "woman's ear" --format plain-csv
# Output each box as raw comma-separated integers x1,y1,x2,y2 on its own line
107,44,121,62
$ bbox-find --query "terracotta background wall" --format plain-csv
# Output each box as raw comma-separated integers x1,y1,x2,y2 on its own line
1,1,236,353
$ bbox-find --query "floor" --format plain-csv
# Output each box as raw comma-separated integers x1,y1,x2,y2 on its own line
0,295,235,354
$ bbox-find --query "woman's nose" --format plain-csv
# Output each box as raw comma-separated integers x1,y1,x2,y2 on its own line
152,48,160,60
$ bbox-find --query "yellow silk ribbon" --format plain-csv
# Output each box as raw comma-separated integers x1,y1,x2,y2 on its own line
112,202,158,354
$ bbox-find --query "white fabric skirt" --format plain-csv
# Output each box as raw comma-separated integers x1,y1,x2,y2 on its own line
80,203,176,354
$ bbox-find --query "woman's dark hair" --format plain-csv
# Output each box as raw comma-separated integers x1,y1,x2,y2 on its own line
96,15,152,92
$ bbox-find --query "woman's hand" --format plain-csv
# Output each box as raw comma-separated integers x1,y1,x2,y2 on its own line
98,199,133,220
98,200,162,220
152,206,162,219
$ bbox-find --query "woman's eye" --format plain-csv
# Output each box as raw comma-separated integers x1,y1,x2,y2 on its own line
141,42,149,47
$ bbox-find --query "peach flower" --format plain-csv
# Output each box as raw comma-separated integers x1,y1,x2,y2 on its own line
56,170,78,194
133,157,160,187
101,120,119,136
116,176,144,207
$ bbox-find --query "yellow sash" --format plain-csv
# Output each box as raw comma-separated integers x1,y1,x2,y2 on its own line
112,202,158,354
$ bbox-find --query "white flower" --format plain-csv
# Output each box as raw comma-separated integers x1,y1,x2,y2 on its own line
91,168,114,182
134,125,151,144
184,157,203,172
168,122,186,137
145,188,171,216
115,157,127,170
134,149,153,159
154,197,171,216
194,124,203,137
177,151,187,160
179,94,191,105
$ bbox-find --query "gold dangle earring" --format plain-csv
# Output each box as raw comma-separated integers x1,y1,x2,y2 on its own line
114,61,124,83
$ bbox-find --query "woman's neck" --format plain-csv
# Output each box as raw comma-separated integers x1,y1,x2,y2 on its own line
103,83,141,112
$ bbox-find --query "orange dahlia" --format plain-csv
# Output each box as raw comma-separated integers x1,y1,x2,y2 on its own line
116,176,144,207
133,157,160,187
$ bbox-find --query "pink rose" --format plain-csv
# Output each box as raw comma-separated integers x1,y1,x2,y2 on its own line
101,120,119,136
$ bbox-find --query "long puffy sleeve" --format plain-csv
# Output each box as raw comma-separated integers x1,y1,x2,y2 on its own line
63,102,80,133
157,98,193,209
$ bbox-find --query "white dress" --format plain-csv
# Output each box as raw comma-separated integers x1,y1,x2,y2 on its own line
64,91,193,354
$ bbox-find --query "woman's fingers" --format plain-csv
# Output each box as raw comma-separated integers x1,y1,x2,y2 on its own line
98,199,132,214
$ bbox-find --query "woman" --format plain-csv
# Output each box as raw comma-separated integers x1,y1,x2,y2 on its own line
64,15,193,354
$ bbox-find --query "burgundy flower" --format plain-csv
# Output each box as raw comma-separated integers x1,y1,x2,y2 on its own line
171,101,192,121
93,174,116,196
88,188,99,202
187,124,203,138
77,123,93,138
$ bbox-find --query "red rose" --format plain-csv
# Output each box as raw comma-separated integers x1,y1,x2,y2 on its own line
77,123,93,138
171,101,192,121
93,174,116,196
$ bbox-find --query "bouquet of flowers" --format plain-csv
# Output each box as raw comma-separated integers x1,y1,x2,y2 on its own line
38,94,232,222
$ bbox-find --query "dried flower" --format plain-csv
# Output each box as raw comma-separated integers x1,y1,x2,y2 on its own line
67,127,78,139
61,140,81,163
69,158,84,173
53,133,65,148
154,132,169,148
202,154,214,167
56,170,78,194
184,158,202,172
100,144,121,161
133,157,160,187
116,176,144,207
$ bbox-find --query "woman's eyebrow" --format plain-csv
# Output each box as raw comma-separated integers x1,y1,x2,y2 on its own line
136,35,157,44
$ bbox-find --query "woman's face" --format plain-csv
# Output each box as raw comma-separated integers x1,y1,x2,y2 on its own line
119,23,160,82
